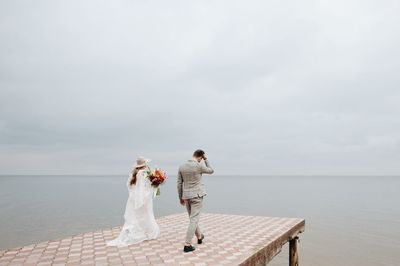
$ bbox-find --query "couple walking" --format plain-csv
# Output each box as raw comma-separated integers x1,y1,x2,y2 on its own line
107,149,214,253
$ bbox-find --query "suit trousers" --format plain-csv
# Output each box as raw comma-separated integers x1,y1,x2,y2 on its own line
185,196,203,244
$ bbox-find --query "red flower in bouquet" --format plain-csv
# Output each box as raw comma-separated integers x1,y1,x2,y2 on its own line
148,168,167,188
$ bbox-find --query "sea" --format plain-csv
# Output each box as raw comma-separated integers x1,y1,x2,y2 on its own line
0,175,399,266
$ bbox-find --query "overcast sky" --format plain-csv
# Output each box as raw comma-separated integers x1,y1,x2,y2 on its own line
1,0,399,175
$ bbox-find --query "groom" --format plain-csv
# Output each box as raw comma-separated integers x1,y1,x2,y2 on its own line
177,149,214,253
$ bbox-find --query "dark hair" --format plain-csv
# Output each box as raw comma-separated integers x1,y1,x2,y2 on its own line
129,166,146,186
193,149,205,158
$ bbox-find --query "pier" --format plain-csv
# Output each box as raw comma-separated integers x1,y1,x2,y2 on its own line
0,213,305,265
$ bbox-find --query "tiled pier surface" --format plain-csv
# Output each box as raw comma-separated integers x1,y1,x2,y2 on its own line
0,213,305,266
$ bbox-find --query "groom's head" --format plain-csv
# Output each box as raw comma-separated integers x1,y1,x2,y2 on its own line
193,149,205,162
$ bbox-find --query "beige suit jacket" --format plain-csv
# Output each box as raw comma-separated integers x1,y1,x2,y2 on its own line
177,159,214,200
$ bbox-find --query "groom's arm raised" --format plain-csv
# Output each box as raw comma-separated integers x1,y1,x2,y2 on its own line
177,169,185,205
201,158,214,174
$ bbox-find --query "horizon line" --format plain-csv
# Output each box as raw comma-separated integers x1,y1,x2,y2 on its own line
0,174,399,177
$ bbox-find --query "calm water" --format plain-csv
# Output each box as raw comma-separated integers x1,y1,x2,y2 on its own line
0,175,399,266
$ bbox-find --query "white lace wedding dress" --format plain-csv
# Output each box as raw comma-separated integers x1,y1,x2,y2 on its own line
107,169,160,247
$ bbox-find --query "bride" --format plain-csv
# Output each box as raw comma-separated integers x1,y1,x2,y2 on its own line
107,157,160,247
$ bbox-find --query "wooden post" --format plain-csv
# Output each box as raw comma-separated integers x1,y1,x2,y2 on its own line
289,236,299,266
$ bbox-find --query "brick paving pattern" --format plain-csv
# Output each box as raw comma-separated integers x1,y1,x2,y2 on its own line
0,213,305,266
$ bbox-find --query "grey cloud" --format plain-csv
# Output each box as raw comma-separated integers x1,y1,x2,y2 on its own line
1,0,399,175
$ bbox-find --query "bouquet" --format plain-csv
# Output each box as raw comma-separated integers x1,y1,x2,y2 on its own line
146,168,167,195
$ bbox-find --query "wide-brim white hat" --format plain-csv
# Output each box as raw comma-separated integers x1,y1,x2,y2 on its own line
135,156,151,168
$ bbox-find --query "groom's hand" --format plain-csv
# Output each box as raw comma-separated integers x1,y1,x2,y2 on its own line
180,198,185,206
